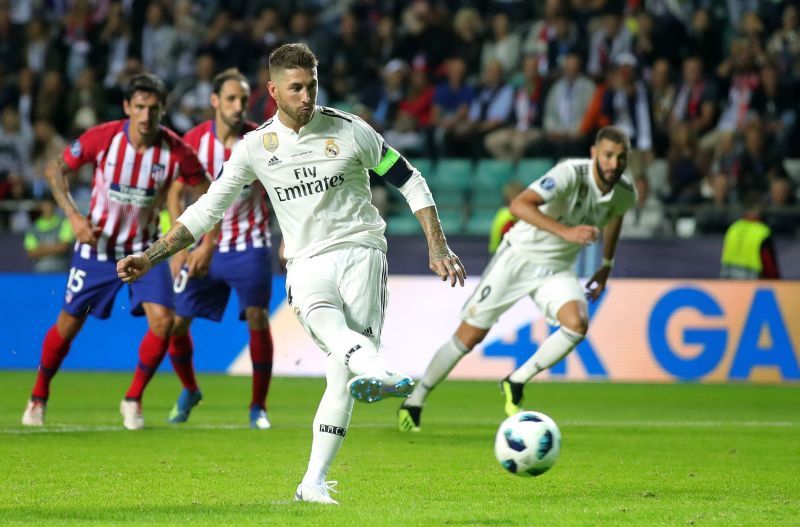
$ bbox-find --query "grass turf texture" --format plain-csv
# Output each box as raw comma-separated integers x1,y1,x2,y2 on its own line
1,372,798,526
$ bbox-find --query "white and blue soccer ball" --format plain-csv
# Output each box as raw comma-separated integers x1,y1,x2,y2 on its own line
494,411,561,477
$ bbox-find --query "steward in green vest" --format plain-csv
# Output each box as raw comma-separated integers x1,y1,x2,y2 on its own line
24,199,74,273
720,200,780,279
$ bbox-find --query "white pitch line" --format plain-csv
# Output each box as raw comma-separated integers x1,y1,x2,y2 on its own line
1,420,797,435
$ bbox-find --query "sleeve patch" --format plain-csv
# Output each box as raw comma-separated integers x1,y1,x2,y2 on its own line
69,140,81,157
539,177,555,191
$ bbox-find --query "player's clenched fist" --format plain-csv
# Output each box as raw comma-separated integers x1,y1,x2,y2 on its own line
563,225,600,245
117,254,153,283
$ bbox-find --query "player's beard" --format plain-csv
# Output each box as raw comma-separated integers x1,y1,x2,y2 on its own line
595,158,620,188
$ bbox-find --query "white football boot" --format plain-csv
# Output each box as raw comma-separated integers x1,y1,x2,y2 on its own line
120,399,144,430
294,481,339,505
22,399,46,426
347,370,414,403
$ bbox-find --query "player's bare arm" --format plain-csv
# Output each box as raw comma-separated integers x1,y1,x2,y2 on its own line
182,176,220,278
166,179,190,277
117,223,195,283
414,205,466,287
509,189,600,245
45,157,101,245
585,215,624,301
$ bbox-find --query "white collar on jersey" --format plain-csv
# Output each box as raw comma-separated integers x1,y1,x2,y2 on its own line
273,107,321,135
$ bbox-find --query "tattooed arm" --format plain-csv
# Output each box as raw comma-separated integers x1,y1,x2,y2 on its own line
117,222,195,283
414,205,466,287
46,158,101,245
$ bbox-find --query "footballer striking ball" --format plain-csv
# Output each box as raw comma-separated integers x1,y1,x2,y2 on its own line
494,411,561,476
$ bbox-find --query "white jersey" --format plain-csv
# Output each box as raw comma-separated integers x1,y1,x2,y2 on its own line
179,106,434,260
505,158,637,270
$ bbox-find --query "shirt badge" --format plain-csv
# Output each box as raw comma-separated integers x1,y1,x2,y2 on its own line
324,138,340,158
263,132,279,152
69,140,81,157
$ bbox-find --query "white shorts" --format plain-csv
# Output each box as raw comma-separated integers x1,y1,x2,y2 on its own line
286,245,388,350
460,241,586,329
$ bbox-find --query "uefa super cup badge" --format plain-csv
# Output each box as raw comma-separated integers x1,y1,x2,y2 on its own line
263,132,279,152
324,138,340,158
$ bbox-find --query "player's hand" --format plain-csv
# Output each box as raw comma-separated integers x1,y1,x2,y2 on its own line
117,253,153,284
585,265,611,302
68,212,102,245
429,247,467,287
170,249,189,279
562,225,600,245
186,243,213,278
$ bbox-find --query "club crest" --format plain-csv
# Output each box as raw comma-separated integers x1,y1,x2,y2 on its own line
324,138,340,158
263,132,279,152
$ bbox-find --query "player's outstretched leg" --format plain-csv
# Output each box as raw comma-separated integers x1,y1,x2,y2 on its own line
295,357,352,505
398,333,473,432
123,329,170,430
168,327,203,423
304,305,413,404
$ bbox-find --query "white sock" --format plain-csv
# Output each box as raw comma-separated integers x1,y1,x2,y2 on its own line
406,336,470,407
509,327,584,384
302,357,354,486
305,306,386,375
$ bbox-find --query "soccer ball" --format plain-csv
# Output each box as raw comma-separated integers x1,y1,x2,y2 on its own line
494,411,561,476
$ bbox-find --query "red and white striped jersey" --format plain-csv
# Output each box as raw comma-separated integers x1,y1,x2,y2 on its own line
183,120,270,252
64,120,207,261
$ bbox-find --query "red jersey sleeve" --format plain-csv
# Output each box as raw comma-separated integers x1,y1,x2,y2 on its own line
62,121,121,170
174,137,207,186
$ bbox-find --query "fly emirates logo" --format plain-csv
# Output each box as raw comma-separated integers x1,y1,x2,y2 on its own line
274,166,345,202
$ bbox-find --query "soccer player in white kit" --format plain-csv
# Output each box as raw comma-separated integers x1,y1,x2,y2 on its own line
398,126,637,432
117,43,466,504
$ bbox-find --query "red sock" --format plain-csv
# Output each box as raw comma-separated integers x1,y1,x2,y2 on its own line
125,330,169,401
249,328,274,410
168,333,198,391
32,325,72,401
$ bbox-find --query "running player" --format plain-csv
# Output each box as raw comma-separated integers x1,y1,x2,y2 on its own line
398,126,637,432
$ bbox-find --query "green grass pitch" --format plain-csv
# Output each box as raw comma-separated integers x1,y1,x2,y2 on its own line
1,371,798,526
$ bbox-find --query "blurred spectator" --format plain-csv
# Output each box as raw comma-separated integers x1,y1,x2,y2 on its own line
60,0,95,83
670,57,717,139
97,2,132,90
648,58,675,157
445,60,513,158
391,66,435,156
531,9,584,81
732,122,776,200
66,68,106,136
0,104,34,195
364,59,407,132
172,0,203,80
200,10,248,72
739,11,767,62
25,17,56,74
664,122,702,204
432,56,474,157
488,181,525,254
764,173,799,236
632,10,676,70
702,37,761,155
587,6,633,78
368,15,401,78
16,68,36,130
601,53,653,197
104,57,144,120
449,7,484,79
621,175,671,239
484,55,546,161
750,63,797,159
24,197,74,273
168,53,215,134
683,8,723,70
395,2,450,73
480,12,521,76
543,52,595,158
766,4,800,78
141,2,177,84
720,193,780,280
330,11,370,90
31,120,66,199
0,5,25,75
287,11,327,65
248,63,277,123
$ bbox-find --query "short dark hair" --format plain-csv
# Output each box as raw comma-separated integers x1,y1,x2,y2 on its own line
212,68,249,94
595,126,631,150
125,73,167,104
269,43,318,75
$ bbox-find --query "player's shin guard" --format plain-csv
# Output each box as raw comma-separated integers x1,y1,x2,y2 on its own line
303,370,354,486
249,328,274,410
405,336,470,407
31,325,72,401
168,333,198,392
509,326,585,384
125,330,169,400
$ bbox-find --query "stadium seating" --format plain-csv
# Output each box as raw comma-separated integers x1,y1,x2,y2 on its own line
514,158,553,185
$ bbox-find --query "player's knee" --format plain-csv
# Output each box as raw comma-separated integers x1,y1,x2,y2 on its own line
454,323,488,351
171,316,191,335
561,315,589,336
245,307,269,329
149,313,175,337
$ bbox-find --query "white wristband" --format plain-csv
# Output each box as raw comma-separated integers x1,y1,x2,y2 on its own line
602,257,615,269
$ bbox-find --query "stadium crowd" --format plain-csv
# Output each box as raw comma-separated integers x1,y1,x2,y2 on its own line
1,0,799,238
